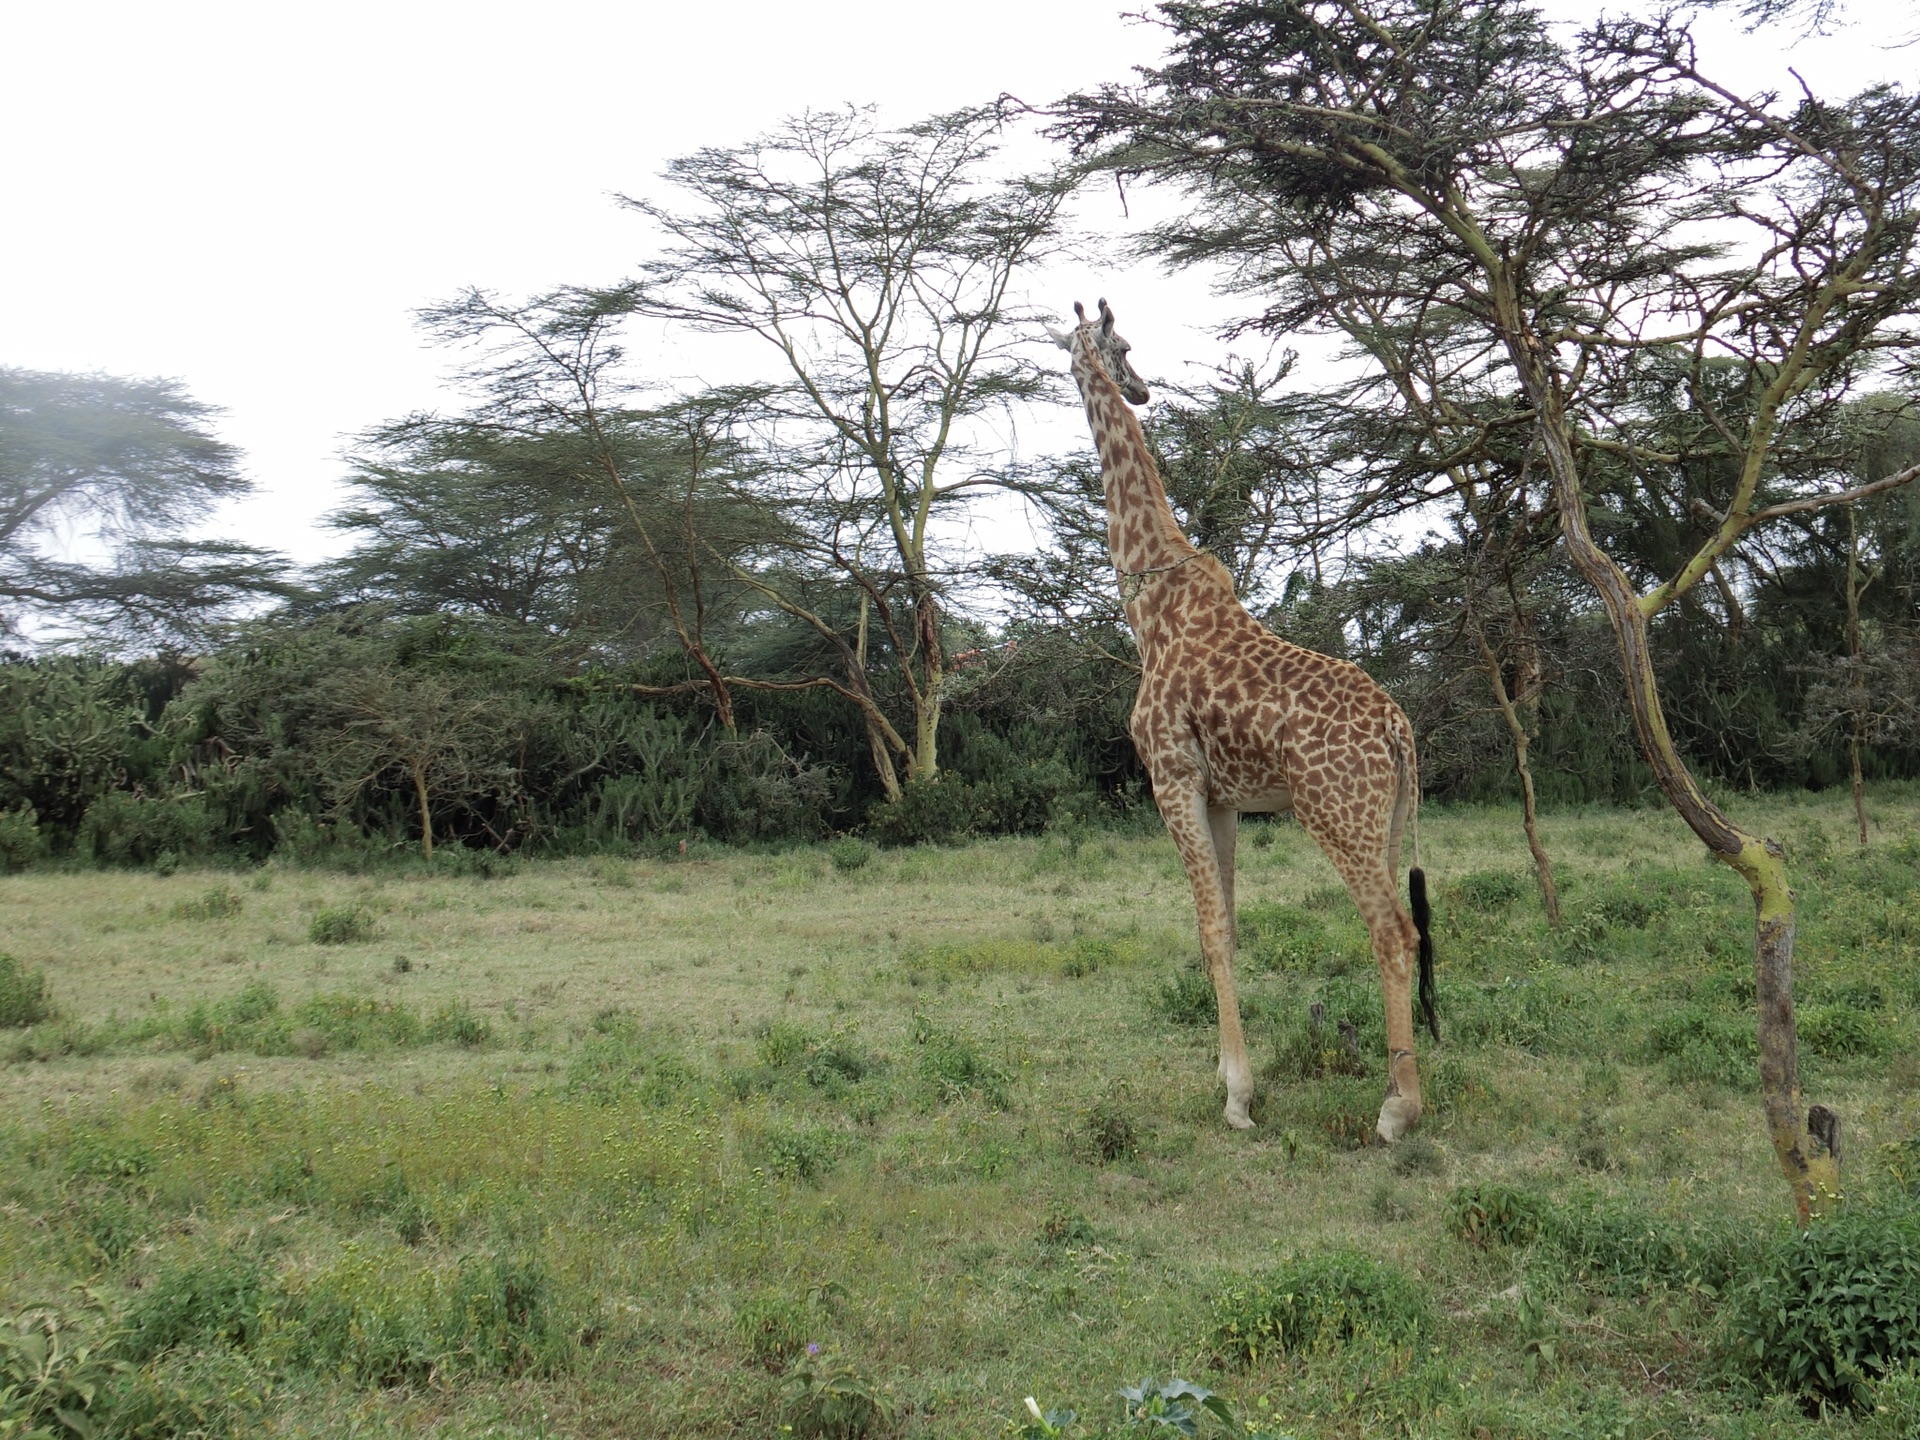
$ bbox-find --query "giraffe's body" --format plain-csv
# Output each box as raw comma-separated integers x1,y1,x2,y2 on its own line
1051,300,1435,1142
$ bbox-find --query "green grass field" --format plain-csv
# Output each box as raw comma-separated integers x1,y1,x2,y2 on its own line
3,789,1919,1438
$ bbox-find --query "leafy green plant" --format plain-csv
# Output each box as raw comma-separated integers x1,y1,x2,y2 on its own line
1213,1250,1431,1363
781,1356,895,1439
308,904,377,945
1728,1205,1920,1406
1116,1376,1235,1434
1799,1004,1888,1061
0,1307,120,1440
1444,1182,1545,1248
0,954,52,1029
424,1000,491,1048
1647,1006,1753,1085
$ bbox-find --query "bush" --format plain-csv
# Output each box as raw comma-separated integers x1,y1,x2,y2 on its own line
782,1359,896,1440
1213,1250,1432,1363
1728,1205,1920,1406
1540,1192,1749,1296
1444,1182,1546,1248
77,790,220,866
1647,1005,1754,1085
0,953,52,1028
0,805,43,872
308,904,377,945
1450,869,1528,913
121,1249,268,1360
1076,1100,1139,1163
865,777,973,847
828,837,874,872
424,1000,492,1048
1799,1004,1888,1061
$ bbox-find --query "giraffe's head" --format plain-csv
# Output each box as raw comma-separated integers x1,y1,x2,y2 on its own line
1047,297,1151,406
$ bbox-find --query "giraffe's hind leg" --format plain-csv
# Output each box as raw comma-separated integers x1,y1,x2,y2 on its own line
1303,824,1424,1143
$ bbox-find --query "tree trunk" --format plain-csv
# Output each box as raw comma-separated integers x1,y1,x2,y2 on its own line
411,762,434,861
1847,505,1869,847
855,593,903,802
1505,318,1838,1221
1474,623,1561,926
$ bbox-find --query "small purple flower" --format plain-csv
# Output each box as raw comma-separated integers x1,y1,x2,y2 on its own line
808,1342,821,1355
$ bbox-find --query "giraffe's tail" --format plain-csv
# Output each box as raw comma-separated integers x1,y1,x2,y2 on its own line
1409,866,1438,1043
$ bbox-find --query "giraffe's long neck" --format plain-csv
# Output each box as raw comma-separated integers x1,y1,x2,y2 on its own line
1070,341,1195,580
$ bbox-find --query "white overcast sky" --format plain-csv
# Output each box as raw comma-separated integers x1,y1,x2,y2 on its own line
1,2,1905,569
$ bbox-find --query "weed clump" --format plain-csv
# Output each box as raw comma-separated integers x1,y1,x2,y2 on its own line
1213,1250,1431,1363
1075,1100,1139,1164
172,886,243,921
0,953,52,1028
122,1248,268,1360
1238,903,1331,970
1647,1005,1754,1085
1155,968,1216,1027
1444,1181,1546,1248
1728,1205,1920,1406
909,1010,1007,1107
308,904,377,945
736,1293,808,1369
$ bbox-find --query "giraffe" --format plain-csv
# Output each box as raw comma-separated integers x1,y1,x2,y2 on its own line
1047,299,1437,1143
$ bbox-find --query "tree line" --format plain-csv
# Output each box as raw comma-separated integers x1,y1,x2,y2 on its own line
4,9,1918,878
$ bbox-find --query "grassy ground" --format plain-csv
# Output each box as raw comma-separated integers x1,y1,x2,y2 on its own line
2,788,1918,1438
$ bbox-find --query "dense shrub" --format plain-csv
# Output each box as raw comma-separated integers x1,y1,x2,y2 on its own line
1213,1250,1432,1362
1728,1205,1920,1406
0,954,52,1028
77,790,220,866
121,1249,269,1360
308,904,377,945
0,805,42,871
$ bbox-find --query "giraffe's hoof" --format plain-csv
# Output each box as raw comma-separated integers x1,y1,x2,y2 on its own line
1224,1099,1255,1130
1375,1094,1421,1144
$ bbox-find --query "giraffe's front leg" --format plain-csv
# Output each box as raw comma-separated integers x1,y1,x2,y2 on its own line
1155,778,1254,1129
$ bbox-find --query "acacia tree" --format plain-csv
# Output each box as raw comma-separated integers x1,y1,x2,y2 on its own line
624,105,1073,791
0,368,290,647
413,288,917,796
1067,0,1920,1216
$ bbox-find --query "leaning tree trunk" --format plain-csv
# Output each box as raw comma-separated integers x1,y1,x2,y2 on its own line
1515,364,1838,1220
1474,621,1561,926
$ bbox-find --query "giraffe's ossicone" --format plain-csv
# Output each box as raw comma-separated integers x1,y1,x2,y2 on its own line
1048,298,1437,1143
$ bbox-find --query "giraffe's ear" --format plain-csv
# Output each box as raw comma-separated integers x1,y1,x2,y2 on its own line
1043,323,1074,351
